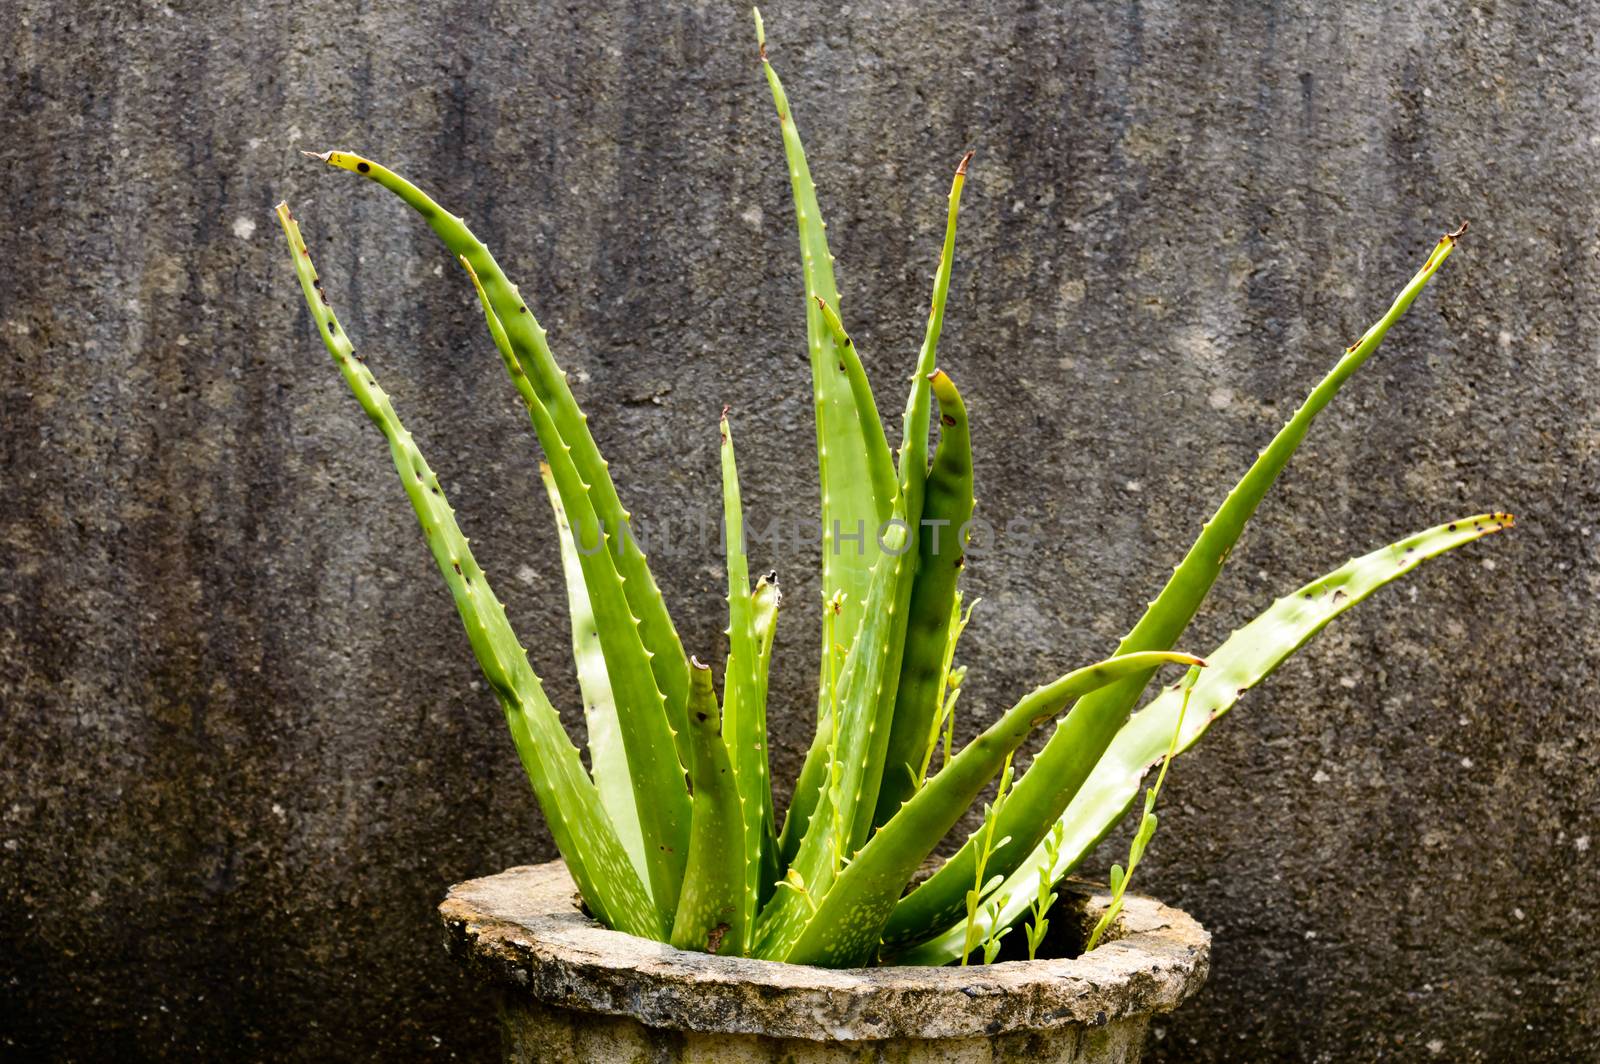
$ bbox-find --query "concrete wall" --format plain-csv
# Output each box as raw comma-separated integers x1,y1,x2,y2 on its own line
3,1,1596,1059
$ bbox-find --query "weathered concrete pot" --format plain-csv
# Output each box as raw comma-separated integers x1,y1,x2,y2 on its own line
439,861,1209,1063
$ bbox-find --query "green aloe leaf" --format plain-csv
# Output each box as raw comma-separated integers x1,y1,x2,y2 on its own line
752,572,784,903
777,151,976,869
755,512,919,958
776,712,831,874
840,155,975,851
873,368,975,829
752,573,782,711
670,660,747,954
817,297,899,510
719,411,770,949
885,226,1470,949
539,463,648,885
756,18,894,774
455,256,648,881
459,258,691,920
275,203,660,939
891,511,1513,964
773,650,1204,966
303,150,692,760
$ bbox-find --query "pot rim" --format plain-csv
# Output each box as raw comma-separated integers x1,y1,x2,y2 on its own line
439,860,1209,1041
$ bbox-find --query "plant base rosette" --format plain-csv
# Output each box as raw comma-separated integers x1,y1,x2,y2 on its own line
440,861,1208,1063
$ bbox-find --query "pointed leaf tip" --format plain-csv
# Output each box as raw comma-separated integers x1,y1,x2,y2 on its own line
690,655,710,672
955,151,974,176
1446,220,1469,240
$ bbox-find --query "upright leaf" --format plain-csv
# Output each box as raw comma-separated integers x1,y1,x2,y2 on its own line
275,204,659,938
754,512,918,958
304,150,693,759
777,151,976,865
757,17,893,736
817,298,899,510
873,369,975,828
670,660,747,954
752,571,784,902
539,464,648,885
719,411,770,948
840,155,975,850
460,258,690,919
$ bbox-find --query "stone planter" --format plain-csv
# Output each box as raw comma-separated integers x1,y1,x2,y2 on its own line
439,861,1209,1063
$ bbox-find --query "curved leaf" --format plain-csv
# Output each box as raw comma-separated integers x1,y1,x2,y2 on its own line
891,511,1512,963
886,227,1470,948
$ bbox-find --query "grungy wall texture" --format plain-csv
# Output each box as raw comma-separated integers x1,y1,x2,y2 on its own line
2,1,1597,1061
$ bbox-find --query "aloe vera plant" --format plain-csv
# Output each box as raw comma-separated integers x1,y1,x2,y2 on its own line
275,12,1509,968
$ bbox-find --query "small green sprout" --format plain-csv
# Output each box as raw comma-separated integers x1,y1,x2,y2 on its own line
981,894,1013,965
961,752,1016,966
915,594,977,790
1086,665,1201,952
1025,823,1065,961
